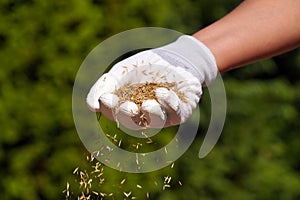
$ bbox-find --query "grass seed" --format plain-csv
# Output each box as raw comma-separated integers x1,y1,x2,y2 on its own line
114,82,186,127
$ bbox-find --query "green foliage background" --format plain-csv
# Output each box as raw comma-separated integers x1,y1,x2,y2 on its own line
1,0,300,199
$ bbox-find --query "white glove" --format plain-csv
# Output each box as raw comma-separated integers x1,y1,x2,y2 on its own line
86,35,218,130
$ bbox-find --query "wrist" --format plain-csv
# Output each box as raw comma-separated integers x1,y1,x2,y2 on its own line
152,35,218,85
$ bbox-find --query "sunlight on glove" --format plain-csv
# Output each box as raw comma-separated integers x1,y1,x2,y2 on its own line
86,35,218,130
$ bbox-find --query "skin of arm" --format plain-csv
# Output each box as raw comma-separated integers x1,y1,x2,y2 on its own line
193,0,300,72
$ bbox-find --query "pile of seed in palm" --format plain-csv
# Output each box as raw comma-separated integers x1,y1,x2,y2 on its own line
114,82,186,108
113,82,188,127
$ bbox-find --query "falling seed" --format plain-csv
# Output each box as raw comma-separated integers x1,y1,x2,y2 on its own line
63,182,70,199
133,142,142,149
106,146,113,152
164,176,169,183
116,119,120,128
79,180,84,188
73,167,79,174
103,76,106,81
135,154,139,165
167,177,172,184
171,163,174,169
120,178,126,185
118,166,123,172
137,184,142,189
106,134,118,143
164,147,168,154
96,171,103,176
141,131,147,137
163,184,171,190
100,192,107,197
96,172,103,178
146,138,153,144
123,191,131,197
146,192,150,199
88,179,92,188
99,178,105,184
118,139,122,147
90,156,95,162
178,181,182,186
80,171,85,179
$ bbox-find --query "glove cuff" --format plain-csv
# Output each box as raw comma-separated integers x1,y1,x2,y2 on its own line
153,35,218,85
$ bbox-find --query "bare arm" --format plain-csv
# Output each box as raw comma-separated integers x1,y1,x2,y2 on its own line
193,0,300,72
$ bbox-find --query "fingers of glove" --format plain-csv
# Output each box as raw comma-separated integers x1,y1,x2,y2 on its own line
155,87,195,126
184,91,201,109
98,93,119,121
177,79,201,95
155,88,182,126
86,73,118,112
115,101,142,130
141,100,166,129
173,68,202,94
155,88,180,112
163,102,193,127
118,101,139,116
177,102,193,123
99,93,119,109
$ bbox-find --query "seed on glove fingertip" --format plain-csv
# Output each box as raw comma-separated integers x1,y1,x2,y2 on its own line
114,82,185,108
118,101,139,116
99,93,119,108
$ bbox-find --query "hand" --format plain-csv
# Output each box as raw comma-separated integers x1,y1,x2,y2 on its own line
86,35,218,130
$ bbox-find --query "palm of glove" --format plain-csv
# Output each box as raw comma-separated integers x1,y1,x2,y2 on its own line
87,50,201,130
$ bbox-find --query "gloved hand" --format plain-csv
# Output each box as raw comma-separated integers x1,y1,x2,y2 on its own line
86,35,218,130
